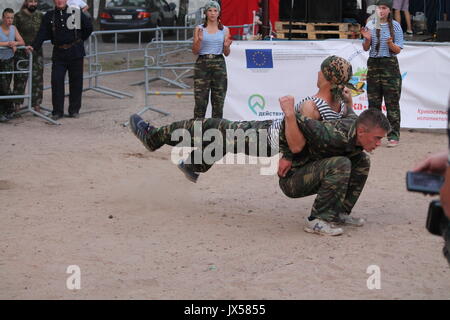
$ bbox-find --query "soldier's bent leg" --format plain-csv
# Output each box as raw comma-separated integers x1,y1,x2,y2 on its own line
51,60,68,116
146,118,224,151
342,152,371,214
188,119,273,172
279,156,352,222
68,58,84,115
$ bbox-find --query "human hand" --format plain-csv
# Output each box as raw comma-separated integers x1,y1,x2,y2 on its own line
361,27,371,41
413,151,448,176
279,95,296,117
278,157,292,178
343,87,352,103
224,35,232,48
387,37,395,46
25,45,34,53
195,27,203,42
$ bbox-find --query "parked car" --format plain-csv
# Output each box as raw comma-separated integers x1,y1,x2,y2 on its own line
99,0,177,42
37,0,54,13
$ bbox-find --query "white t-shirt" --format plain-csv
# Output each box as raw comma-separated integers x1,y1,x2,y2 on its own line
67,0,87,8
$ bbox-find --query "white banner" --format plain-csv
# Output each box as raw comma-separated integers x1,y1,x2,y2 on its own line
211,40,449,129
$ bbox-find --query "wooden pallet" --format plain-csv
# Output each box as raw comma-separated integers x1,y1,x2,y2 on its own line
275,21,361,40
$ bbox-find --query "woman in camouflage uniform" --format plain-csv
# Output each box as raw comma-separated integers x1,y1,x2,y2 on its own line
361,0,404,147
192,1,232,119
0,8,25,122
13,0,44,114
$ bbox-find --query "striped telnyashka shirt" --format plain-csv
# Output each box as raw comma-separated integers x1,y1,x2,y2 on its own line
368,20,404,58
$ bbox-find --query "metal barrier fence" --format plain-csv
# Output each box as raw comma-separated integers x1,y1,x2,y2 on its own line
0,46,57,124
2,24,253,125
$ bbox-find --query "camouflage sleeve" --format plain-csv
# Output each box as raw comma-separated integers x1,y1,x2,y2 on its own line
345,104,358,119
12,12,20,28
31,12,52,51
279,121,294,161
294,113,352,149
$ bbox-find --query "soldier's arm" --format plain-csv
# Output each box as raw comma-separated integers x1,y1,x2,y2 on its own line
278,122,295,162
31,13,52,51
294,114,352,149
80,11,93,40
280,96,306,154
344,103,358,119
299,99,321,119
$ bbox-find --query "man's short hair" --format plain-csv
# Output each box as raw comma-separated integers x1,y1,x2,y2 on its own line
2,8,14,17
356,108,391,132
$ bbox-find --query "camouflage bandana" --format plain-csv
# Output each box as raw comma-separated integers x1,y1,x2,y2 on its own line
320,55,356,104
375,0,393,9
204,1,221,13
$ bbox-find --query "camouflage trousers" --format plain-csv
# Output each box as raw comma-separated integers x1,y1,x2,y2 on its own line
367,56,402,141
13,50,44,107
279,153,370,222
193,55,227,119
146,118,275,173
0,57,14,115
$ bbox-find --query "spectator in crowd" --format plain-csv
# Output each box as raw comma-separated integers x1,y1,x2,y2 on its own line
192,1,232,119
413,102,450,265
393,0,414,34
0,8,25,122
361,0,404,147
13,0,45,115
28,0,93,120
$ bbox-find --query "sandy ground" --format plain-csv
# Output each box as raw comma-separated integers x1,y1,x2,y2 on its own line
0,68,449,300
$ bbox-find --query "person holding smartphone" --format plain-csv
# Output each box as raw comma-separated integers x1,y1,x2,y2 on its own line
413,103,450,265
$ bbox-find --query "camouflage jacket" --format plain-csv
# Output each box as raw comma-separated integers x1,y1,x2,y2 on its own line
13,9,44,46
279,114,364,168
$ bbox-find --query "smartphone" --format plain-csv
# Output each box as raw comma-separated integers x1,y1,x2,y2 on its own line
406,171,444,195
426,200,448,236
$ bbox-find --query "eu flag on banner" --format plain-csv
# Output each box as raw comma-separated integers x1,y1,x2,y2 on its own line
246,49,273,69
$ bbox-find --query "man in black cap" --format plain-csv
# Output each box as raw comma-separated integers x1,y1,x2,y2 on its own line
28,0,92,120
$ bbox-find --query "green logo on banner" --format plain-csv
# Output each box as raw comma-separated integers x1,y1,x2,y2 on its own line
248,94,266,115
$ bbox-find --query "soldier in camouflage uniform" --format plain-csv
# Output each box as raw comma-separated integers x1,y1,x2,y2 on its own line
13,0,44,113
278,108,390,236
361,0,404,147
192,1,232,119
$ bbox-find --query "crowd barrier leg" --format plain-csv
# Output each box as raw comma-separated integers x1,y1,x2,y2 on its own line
2,48,60,125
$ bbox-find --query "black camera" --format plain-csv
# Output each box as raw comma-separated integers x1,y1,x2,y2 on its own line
406,171,449,236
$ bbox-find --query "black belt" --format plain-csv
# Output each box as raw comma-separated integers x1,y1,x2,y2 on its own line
199,54,223,59
56,39,82,49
